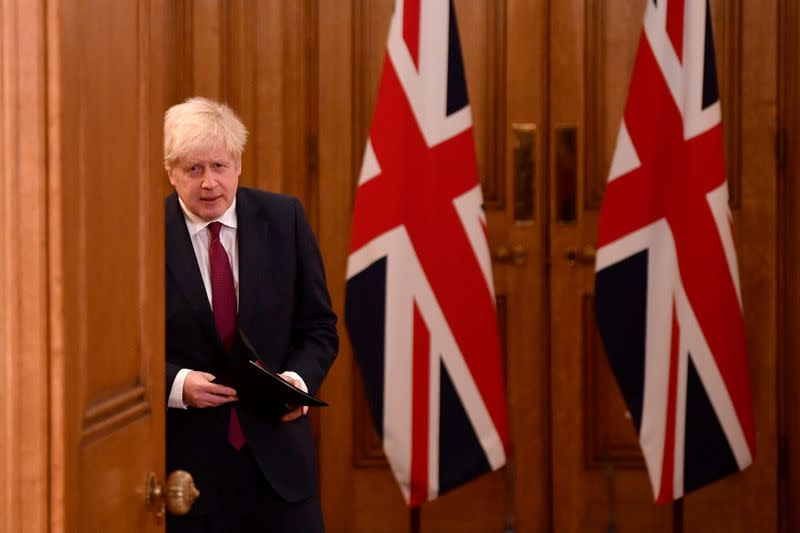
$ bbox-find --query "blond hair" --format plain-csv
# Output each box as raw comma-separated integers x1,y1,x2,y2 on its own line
163,97,249,169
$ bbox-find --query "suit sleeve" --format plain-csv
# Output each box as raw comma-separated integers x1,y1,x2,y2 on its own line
283,198,339,394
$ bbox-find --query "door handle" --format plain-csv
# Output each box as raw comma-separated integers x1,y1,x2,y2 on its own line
565,246,596,266
145,470,200,520
494,245,528,265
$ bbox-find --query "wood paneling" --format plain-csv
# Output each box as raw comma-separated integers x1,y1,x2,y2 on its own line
176,1,319,222
318,0,357,529
581,296,642,471
581,1,642,211
714,0,744,208
467,1,507,209
682,1,778,530
2,1,795,532
353,378,386,467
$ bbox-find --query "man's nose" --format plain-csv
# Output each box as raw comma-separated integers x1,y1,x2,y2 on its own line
201,171,217,188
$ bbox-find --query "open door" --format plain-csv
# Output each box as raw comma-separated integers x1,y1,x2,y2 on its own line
1,1,188,531
51,1,181,530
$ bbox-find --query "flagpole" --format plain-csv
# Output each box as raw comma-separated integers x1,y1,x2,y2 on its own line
672,498,684,533
410,506,421,533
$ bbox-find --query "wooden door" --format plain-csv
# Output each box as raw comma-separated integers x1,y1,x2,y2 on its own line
2,1,173,531
56,1,173,530
548,0,779,531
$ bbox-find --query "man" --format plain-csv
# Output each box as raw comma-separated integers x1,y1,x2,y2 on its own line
164,97,338,532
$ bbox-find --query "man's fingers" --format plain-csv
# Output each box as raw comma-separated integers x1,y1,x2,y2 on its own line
277,373,301,389
203,383,237,397
281,405,304,422
196,391,238,407
193,371,216,382
188,372,236,397
182,370,240,408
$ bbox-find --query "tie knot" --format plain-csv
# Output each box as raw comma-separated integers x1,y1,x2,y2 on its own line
207,221,222,240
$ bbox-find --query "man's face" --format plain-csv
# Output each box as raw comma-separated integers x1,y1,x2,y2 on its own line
168,145,241,221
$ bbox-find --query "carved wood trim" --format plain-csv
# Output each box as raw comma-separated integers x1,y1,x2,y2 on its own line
353,374,387,468
482,0,507,210
351,0,370,196
81,385,150,443
191,0,224,99
581,295,643,470
304,0,321,231
719,0,743,209
583,0,606,211
497,294,508,379
172,0,194,100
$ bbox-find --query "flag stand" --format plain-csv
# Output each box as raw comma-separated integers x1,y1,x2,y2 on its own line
672,498,684,533
410,506,421,533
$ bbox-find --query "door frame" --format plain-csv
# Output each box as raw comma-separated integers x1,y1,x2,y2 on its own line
778,0,800,531
1,1,52,531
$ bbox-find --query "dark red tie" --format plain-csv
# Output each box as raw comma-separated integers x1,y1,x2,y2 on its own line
208,222,246,450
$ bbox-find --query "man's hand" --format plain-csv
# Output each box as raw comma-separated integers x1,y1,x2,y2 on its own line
278,372,309,422
182,371,238,408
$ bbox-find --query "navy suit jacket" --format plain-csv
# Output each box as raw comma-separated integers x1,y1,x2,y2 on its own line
165,187,338,510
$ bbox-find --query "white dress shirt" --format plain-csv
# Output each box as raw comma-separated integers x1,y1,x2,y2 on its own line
168,197,306,409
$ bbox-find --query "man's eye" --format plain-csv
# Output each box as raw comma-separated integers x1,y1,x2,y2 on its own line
213,162,225,169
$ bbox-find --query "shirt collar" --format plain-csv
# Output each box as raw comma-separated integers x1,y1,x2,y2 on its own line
178,196,238,237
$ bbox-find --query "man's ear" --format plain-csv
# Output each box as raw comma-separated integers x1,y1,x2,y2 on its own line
167,167,177,186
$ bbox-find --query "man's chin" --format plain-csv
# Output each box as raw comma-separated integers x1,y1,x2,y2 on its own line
194,200,226,220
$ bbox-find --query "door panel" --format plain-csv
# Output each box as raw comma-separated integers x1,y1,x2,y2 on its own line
53,1,171,530
548,1,667,530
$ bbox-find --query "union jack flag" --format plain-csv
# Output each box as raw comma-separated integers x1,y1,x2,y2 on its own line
345,0,508,506
595,0,756,503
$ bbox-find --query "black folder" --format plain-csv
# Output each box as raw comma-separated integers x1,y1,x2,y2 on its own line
213,329,328,410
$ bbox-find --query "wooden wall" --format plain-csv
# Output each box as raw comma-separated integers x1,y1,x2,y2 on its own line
0,0,797,531
164,0,320,220
110,0,800,531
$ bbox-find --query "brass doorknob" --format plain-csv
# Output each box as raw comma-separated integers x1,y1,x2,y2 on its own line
493,245,528,265
565,246,597,266
494,246,512,263
145,470,200,519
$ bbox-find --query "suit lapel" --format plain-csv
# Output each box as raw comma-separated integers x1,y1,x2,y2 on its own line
236,189,270,336
165,193,220,348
